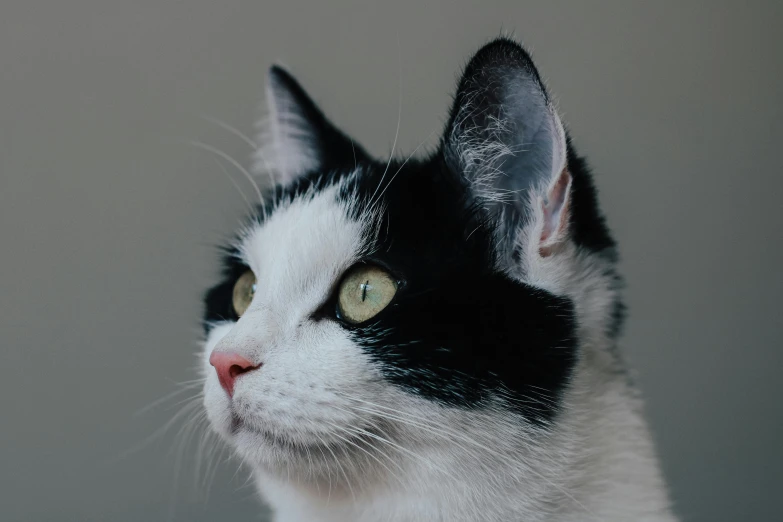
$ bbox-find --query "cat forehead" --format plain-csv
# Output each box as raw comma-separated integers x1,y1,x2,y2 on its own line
237,182,372,294
235,161,494,285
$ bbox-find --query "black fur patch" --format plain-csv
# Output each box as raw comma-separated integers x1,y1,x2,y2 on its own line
330,156,578,424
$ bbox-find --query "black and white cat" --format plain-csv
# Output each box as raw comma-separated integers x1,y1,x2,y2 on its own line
199,39,676,521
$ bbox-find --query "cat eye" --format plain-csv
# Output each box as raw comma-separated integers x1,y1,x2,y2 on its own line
336,265,398,324
232,270,257,317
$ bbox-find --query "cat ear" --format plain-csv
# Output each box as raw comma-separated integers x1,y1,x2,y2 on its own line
442,39,571,256
254,65,369,187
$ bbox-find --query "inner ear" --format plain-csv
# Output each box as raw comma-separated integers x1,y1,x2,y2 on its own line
254,65,370,187
539,169,572,257
441,38,567,236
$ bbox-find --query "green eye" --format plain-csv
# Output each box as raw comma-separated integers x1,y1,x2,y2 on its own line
232,270,257,317
337,265,398,324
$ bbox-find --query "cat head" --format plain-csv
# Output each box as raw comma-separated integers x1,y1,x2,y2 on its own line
200,38,622,487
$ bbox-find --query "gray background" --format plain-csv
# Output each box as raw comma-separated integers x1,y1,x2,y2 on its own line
1,1,781,521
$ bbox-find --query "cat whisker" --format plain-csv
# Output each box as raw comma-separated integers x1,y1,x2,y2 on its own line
339,396,597,519
181,139,263,203
320,427,374,487
343,403,489,465
134,380,203,417
323,421,408,490
311,439,334,506
168,409,209,521
212,157,255,214
320,434,358,504
325,403,448,476
368,37,404,208
106,394,203,467
368,129,437,214
304,440,319,490
195,417,223,495
167,376,208,386
199,114,258,150
340,395,540,469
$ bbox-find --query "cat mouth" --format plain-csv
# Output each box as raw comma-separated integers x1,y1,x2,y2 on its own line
229,412,328,453
229,412,393,457
229,412,273,440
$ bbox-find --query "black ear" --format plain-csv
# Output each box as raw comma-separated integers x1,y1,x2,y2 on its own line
253,65,370,187
442,39,569,241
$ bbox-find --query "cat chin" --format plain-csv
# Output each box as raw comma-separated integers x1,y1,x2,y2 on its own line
213,407,402,485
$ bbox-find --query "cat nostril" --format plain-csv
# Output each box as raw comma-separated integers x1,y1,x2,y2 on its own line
209,351,262,398
229,363,256,379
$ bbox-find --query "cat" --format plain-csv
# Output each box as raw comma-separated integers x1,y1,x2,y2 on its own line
199,38,677,522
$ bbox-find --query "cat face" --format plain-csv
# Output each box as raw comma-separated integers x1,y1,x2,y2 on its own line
200,39,620,485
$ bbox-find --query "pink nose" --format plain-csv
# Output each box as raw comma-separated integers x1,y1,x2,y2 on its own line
209,351,261,397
